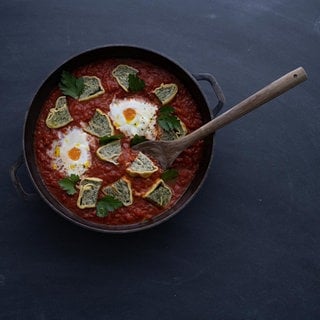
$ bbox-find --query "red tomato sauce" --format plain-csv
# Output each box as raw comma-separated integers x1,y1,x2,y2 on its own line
34,58,204,225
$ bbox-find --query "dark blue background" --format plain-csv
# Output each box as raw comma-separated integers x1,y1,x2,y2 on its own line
1,1,320,319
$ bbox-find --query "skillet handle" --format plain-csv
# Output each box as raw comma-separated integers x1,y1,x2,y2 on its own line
193,73,226,117
10,154,37,201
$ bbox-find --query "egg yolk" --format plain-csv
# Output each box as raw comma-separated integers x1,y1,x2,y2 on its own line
68,147,81,161
123,108,136,123
54,146,60,157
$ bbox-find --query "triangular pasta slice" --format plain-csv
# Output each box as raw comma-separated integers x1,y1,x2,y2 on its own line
77,177,102,209
78,76,105,101
112,64,139,92
143,179,172,207
153,83,178,105
96,140,122,165
126,152,158,178
102,177,133,207
46,96,73,129
84,109,114,138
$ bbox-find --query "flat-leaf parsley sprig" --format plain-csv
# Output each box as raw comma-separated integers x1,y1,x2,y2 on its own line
157,105,182,132
130,134,148,147
96,196,123,217
161,168,179,182
59,70,85,99
128,74,145,92
58,174,80,195
99,134,124,146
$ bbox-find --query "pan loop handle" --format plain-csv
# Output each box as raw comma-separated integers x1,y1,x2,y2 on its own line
193,73,226,117
10,154,37,201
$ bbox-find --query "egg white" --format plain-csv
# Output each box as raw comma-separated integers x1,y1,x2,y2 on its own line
49,127,92,176
108,98,158,140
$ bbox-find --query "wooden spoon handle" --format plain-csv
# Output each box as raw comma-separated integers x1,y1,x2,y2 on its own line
178,67,307,149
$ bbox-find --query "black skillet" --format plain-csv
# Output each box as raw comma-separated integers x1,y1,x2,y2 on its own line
11,45,225,233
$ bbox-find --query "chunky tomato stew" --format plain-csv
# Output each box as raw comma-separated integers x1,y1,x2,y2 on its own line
34,58,204,225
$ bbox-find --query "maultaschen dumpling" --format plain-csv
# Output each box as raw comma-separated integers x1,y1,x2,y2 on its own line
46,96,73,129
143,179,172,207
77,177,102,209
126,152,158,178
112,64,139,92
78,76,105,101
96,140,122,165
102,177,133,207
84,109,114,138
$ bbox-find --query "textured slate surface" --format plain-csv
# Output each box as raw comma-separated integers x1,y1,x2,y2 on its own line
1,0,320,319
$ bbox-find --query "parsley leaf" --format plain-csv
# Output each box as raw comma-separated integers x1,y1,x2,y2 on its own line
157,105,182,132
96,195,123,217
59,70,85,99
99,134,124,145
58,174,80,195
130,134,148,146
159,105,175,115
128,74,145,92
161,168,179,182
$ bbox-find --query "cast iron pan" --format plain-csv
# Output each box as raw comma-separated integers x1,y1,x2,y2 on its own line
11,45,225,233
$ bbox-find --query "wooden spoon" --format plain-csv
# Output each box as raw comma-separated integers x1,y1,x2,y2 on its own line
133,67,307,168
